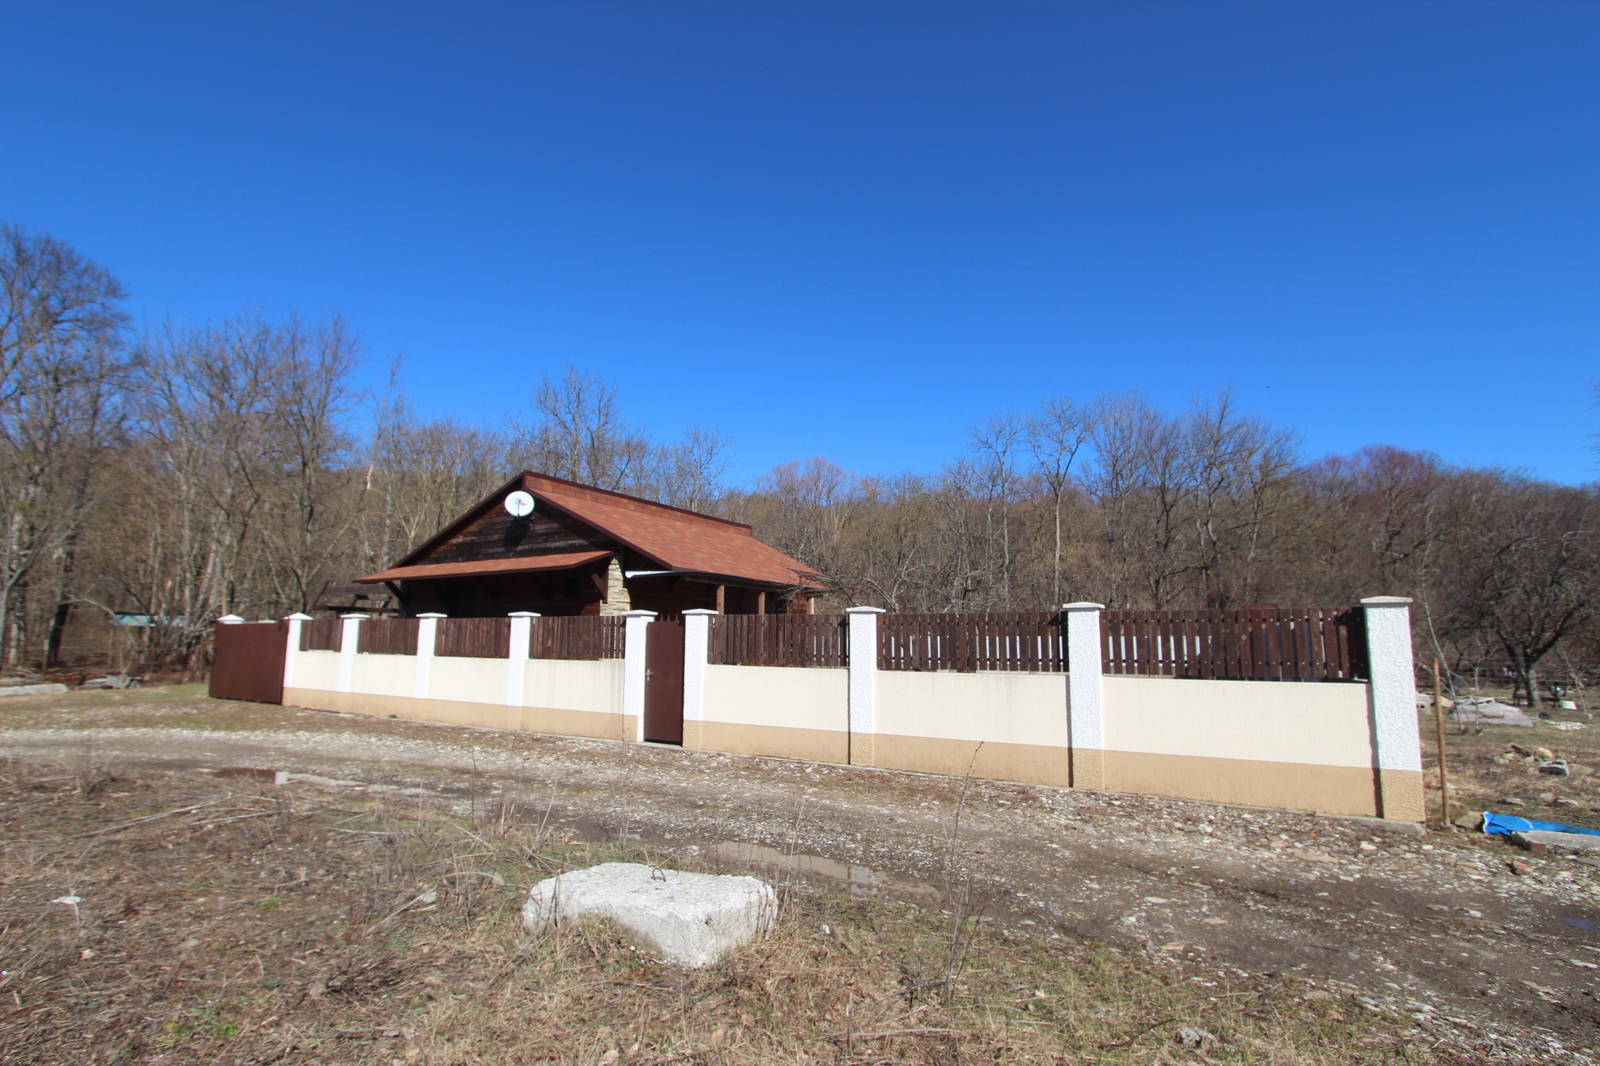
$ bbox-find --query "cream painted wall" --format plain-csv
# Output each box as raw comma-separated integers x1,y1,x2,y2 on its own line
521,658,624,716
1102,675,1373,767
349,653,418,700
290,650,340,692
876,671,1068,747
427,656,508,705
702,665,848,731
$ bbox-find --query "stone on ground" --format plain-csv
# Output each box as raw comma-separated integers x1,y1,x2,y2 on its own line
521,862,776,968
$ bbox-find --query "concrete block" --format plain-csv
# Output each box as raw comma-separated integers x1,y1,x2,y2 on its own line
521,862,776,968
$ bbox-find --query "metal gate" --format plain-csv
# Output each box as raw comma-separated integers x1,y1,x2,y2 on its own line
643,619,684,744
209,621,287,704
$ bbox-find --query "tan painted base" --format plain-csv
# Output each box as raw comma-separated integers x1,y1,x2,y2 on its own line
873,734,1073,788
690,720,849,765
1102,749,1384,818
1377,768,1425,823
284,688,633,744
1070,748,1105,790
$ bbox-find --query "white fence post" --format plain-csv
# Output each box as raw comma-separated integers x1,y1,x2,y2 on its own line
415,613,445,701
1063,602,1105,790
683,609,716,749
1362,596,1424,821
337,614,368,694
282,612,312,691
846,607,884,767
507,612,538,707
621,610,657,743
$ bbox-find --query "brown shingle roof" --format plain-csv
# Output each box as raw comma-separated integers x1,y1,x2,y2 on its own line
391,472,822,590
353,550,612,585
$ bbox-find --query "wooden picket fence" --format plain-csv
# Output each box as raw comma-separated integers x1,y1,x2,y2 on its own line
529,616,625,661
435,617,511,659
708,615,848,669
1100,607,1366,681
358,618,419,655
877,612,1066,673
299,618,342,652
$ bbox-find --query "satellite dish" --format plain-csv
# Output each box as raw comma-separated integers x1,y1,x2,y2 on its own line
504,490,535,518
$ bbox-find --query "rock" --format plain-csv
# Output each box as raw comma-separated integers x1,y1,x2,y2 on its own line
521,862,776,969
1539,760,1571,776
1500,797,1527,807
1539,792,1557,804
1508,860,1534,876
1451,812,1483,831
1554,797,1582,809
1549,721,1585,731
1535,747,1556,761
1561,700,1579,711
1174,1027,1217,1049
0,683,68,697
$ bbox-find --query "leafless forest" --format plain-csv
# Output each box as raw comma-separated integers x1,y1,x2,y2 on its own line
3,226,1595,699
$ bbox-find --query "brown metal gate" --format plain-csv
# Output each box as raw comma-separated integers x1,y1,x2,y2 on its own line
643,619,684,744
209,621,287,704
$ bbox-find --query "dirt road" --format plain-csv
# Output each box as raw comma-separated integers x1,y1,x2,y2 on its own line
4,688,1597,1058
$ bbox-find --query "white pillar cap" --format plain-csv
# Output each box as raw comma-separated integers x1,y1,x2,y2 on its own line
339,613,371,620
683,608,718,616
416,612,447,619
1360,596,1413,606
217,614,246,624
1061,602,1105,611
622,610,659,618
507,611,541,618
845,606,886,614
284,613,313,621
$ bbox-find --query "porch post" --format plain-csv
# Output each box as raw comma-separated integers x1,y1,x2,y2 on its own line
415,613,445,701
1063,603,1105,790
682,609,716,750
282,612,312,691
337,614,368,694
507,612,539,707
1362,596,1424,822
846,607,884,767
621,610,657,743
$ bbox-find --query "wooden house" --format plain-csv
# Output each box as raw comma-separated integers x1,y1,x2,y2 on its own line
354,471,822,618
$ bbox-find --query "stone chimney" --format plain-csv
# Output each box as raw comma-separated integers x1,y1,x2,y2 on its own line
599,556,632,616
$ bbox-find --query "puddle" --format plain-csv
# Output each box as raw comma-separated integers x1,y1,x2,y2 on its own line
708,842,940,900
1560,917,1598,932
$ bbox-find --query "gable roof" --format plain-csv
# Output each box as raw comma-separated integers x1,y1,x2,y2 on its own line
386,471,822,589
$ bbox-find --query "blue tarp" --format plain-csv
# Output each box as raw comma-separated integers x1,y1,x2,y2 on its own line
1481,811,1600,838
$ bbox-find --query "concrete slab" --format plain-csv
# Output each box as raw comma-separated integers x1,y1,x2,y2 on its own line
521,862,776,968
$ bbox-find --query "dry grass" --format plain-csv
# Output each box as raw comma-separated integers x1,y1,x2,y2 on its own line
0,760,1469,1065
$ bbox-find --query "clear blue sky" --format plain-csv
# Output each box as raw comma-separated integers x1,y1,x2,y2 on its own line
4,2,1597,484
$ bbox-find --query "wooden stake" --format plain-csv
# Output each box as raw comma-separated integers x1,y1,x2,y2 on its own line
1433,657,1450,827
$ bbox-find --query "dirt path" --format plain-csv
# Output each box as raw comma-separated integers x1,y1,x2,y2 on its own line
4,689,1598,1057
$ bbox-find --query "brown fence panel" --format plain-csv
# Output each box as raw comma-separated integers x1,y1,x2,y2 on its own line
358,618,419,655
1101,607,1366,681
211,622,287,704
709,615,848,668
300,618,341,652
877,612,1065,673
528,616,626,661
435,617,511,659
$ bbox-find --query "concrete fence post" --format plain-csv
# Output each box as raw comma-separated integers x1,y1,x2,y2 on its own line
846,607,884,767
1063,602,1106,790
282,612,312,692
415,613,445,701
507,612,539,707
1361,596,1424,822
682,609,716,749
621,610,657,743
337,614,369,694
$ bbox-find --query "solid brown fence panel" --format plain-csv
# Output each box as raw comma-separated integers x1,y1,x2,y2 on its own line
435,617,511,659
528,616,626,661
877,612,1065,673
300,618,341,652
211,622,287,704
358,618,419,655
1100,607,1366,681
709,615,848,668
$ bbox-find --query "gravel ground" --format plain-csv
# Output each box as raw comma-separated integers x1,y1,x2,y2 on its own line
3,687,1598,1059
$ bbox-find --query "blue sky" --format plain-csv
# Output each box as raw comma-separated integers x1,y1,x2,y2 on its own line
3,2,1597,484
